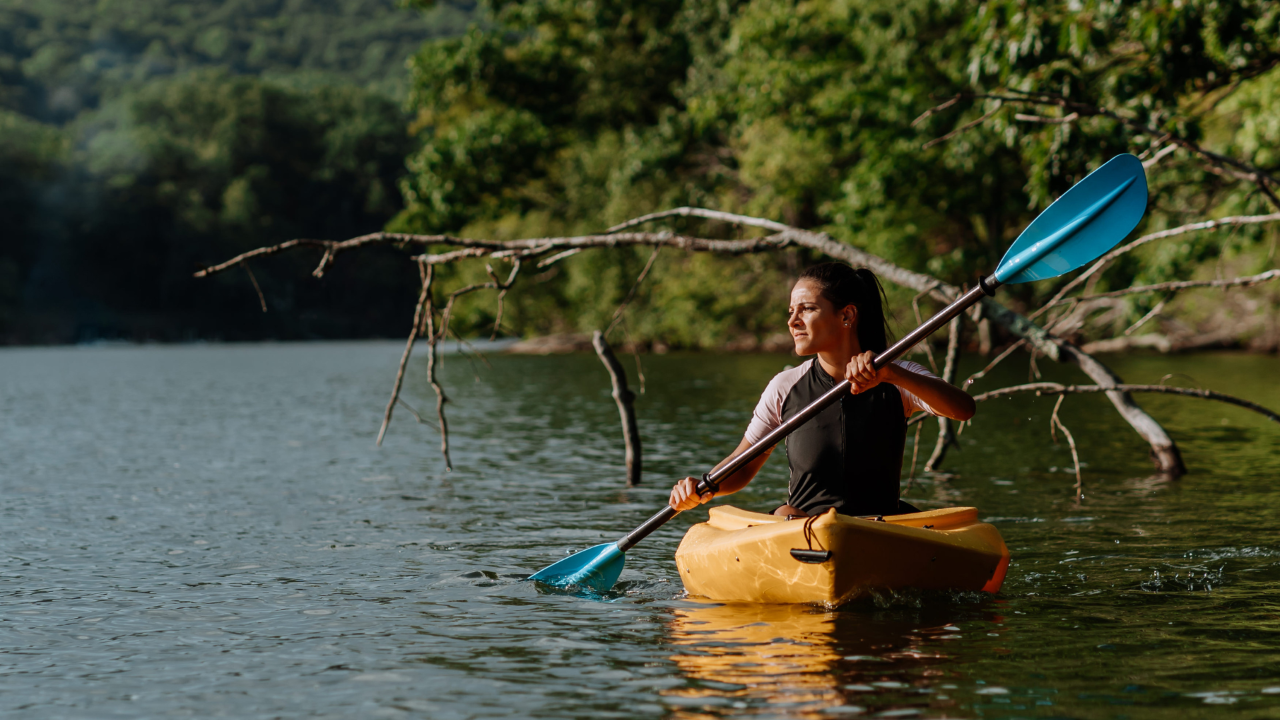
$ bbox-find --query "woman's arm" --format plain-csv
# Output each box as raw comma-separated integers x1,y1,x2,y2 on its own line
668,438,773,512
846,352,976,421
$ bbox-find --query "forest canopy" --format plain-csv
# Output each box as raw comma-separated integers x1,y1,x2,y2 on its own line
394,0,1280,350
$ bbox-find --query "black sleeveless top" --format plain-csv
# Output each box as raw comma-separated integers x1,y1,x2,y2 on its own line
779,360,907,516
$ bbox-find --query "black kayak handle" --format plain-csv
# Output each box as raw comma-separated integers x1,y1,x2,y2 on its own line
790,549,833,564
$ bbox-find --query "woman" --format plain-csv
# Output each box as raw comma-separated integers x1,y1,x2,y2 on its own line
669,263,976,518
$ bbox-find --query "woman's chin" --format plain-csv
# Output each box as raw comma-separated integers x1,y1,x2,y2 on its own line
792,338,813,355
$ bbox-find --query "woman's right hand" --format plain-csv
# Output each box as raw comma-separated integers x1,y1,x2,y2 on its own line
669,477,712,512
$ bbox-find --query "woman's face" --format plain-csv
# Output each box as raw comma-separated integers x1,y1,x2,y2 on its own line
788,279,855,356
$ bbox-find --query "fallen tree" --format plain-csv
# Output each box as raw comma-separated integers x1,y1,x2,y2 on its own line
196,206,1280,486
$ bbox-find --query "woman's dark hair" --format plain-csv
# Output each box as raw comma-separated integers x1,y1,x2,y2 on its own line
798,263,893,352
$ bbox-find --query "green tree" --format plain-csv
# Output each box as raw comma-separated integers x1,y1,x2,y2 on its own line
396,0,1280,346
0,0,473,122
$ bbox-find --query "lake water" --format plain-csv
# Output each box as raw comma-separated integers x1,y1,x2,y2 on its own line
2,342,1279,718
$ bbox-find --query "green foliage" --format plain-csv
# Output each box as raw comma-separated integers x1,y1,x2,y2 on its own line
0,0,473,121
0,0,472,342
397,0,1280,346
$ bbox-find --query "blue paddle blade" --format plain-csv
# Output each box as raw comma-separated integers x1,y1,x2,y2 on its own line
994,154,1148,284
529,542,625,594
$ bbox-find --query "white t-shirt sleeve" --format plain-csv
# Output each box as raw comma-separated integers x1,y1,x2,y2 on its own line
893,359,941,417
743,361,810,445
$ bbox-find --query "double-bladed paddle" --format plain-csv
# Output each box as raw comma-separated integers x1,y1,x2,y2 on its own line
531,153,1148,594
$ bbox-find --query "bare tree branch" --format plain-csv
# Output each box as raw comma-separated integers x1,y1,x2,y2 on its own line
904,421,923,491
1123,299,1165,336
911,94,961,127
1031,213,1280,320
1049,395,1083,497
972,382,1280,424
422,266,451,470
490,258,522,340
396,397,438,430
606,207,790,234
964,339,1027,388
197,204,1211,477
377,262,434,447
243,262,267,313
925,314,963,472
1142,143,1178,169
1041,269,1280,309
194,233,455,279
956,92,1280,209
922,102,1002,149
536,248,582,267
605,246,662,339
1014,111,1080,124
194,230,794,281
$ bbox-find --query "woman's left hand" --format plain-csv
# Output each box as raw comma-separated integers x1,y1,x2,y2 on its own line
846,351,894,394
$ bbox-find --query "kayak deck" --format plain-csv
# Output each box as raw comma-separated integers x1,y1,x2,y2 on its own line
674,506,1009,606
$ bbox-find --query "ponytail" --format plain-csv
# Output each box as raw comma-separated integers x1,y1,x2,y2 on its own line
797,263,893,353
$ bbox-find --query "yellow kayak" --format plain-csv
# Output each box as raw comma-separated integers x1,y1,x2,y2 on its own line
674,505,1009,606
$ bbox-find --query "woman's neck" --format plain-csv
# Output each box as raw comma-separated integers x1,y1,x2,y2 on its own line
813,335,862,380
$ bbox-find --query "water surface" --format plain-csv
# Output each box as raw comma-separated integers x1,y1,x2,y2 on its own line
2,342,1279,718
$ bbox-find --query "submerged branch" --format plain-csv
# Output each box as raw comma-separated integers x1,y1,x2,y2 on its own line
593,331,642,487
1049,395,1084,497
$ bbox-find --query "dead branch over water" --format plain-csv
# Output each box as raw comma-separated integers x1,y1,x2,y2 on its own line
972,383,1280,425
196,203,1280,480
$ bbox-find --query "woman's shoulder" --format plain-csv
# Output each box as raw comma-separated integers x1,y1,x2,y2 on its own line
764,358,814,390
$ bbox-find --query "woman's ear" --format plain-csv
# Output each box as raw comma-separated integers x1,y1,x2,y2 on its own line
843,306,857,328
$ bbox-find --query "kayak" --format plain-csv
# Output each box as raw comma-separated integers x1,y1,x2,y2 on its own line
674,505,1009,605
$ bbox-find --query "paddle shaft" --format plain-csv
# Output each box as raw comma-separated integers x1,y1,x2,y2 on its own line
615,278,999,552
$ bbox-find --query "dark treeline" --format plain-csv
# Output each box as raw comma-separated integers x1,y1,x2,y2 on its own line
0,0,471,343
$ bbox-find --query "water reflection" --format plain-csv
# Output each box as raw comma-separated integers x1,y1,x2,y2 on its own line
665,599,991,717
667,601,846,716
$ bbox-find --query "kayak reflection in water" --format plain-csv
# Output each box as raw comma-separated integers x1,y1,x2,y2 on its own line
664,600,971,716
669,263,976,518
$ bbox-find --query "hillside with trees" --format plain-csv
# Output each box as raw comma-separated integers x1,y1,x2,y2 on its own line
0,0,470,343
